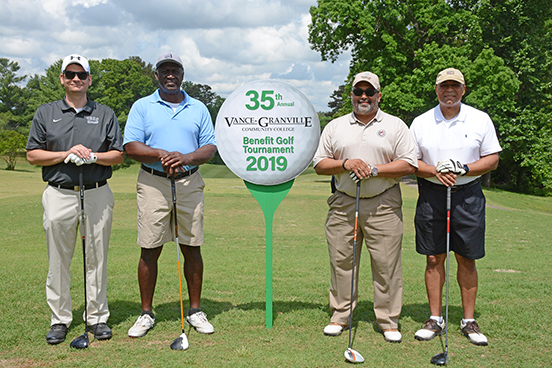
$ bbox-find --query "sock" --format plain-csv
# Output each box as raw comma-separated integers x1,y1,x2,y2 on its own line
142,310,154,319
430,315,443,324
188,308,201,317
462,318,475,324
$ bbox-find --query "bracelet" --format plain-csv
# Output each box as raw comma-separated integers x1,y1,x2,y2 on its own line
342,158,348,171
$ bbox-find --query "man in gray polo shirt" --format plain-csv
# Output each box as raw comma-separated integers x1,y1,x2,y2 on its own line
26,54,124,345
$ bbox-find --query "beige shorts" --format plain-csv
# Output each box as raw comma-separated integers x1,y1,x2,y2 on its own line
136,168,205,248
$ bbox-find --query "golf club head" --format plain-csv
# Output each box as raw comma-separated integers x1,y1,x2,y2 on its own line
69,333,89,349
170,332,189,350
430,352,448,366
344,348,364,363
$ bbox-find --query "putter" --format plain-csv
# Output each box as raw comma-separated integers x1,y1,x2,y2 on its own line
169,176,189,351
431,186,451,366
70,170,90,349
344,181,364,364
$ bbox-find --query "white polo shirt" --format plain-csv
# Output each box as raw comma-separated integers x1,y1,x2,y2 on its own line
410,103,502,185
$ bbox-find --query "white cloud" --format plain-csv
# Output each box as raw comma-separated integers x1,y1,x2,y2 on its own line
0,0,352,111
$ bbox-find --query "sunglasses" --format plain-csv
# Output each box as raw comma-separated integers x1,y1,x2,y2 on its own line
352,88,379,97
64,71,89,80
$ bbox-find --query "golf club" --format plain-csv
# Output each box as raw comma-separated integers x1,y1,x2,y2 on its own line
344,180,364,364
431,185,451,366
169,175,189,351
70,170,90,349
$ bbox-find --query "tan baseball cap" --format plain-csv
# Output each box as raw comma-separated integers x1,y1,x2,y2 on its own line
436,68,465,85
352,71,380,90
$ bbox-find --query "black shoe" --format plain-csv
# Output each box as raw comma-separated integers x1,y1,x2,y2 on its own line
88,323,112,340
46,324,68,345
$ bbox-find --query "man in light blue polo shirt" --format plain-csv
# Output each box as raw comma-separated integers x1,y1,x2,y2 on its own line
124,52,217,340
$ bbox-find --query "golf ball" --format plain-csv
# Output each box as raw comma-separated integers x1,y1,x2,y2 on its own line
215,80,320,185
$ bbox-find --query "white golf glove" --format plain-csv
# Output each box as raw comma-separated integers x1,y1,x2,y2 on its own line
64,153,79,164
349,171,361,183
80,152,97,166
436,159,467,176
63,152,97,166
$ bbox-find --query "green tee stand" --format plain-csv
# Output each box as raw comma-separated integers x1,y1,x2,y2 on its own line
244,179,294,328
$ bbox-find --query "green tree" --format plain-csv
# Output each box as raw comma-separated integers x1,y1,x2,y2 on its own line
0,130,27,170
0,58,29,132
309,0,551,194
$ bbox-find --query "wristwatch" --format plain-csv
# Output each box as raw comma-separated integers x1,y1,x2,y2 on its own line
370,165,378,177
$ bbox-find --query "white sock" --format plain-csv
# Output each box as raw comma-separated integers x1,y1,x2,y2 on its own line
430,315,443,324
462,318,475,324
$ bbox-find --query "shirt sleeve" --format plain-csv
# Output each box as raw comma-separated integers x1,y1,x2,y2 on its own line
480,114,502,156
197,107,216,148
26,106,47,150
123,100,146,145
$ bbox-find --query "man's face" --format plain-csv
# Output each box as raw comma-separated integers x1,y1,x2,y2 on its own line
435,81,465,108
155,62,184,94
351,81,381,117
60,64,91,94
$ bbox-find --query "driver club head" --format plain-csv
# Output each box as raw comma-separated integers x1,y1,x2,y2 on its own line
69,332,90,349
430,352,448,366
170,332,189,350
344,348,364,363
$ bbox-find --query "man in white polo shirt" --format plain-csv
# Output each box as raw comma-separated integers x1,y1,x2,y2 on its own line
410,68,501,346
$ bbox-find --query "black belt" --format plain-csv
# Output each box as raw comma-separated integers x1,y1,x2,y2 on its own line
419,177,481,193
141,164,198,179
48,180,107,191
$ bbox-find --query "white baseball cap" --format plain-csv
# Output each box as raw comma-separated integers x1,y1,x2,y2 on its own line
61,54,90,74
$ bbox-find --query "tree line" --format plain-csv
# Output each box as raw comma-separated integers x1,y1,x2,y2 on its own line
0,56,226,169
310,0,552,195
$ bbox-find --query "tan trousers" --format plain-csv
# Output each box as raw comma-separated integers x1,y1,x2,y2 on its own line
326,185,403,330
43,184,113,327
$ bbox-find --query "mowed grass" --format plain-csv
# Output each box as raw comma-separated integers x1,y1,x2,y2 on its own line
0,160,551,367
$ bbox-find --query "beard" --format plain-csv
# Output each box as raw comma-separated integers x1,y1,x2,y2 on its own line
352,98,377,116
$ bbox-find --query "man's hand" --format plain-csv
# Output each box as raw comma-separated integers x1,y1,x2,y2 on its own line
436,159,467,176
63,152,97,166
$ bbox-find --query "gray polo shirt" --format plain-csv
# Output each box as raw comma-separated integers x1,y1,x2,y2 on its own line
26,98,123,186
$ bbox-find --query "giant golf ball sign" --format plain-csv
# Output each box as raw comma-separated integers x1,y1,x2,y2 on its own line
215,80,320,185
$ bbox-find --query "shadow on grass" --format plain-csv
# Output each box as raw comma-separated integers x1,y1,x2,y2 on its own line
69,298,478,332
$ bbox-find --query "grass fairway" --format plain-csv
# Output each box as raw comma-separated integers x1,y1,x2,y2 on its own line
1,161,551,367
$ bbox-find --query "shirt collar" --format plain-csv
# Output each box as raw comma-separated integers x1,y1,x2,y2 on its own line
435,103,466,124
350,108,382,126
152,89,189,107
61,97,95,113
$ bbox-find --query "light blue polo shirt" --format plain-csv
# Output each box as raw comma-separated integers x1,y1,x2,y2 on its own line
124,90,216,172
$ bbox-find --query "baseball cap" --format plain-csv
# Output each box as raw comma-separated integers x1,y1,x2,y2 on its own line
436,68,465,85
61,54,90,74
352,71,380,90
156,52,184,71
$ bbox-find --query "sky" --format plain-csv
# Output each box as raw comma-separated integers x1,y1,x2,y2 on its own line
0,0,352,112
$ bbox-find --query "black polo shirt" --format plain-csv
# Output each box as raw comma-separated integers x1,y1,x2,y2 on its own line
26,98,124,186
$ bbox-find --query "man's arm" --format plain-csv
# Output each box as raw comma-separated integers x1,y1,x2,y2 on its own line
95,150,124,166
124,141,169,164
415,153,499,186
315,157,415,179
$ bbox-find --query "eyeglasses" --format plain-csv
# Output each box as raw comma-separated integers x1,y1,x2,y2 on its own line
352,88,379,97
64,71,89,80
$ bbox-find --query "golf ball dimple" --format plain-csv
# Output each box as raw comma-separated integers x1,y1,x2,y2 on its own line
215,80,320,185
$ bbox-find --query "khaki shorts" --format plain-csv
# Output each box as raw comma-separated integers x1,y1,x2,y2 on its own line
136,169,205,248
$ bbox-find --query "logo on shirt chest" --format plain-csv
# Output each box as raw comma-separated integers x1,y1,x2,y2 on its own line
86,116,99,124
377,129,386,138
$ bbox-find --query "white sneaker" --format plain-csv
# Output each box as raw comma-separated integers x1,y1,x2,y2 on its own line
461,320,488,346
324,324,345,336
415,318,445,341
186,311,214,334
128,314,155,338
383,330,402,343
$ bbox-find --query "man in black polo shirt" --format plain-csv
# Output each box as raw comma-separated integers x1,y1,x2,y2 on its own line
26,54,124,345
